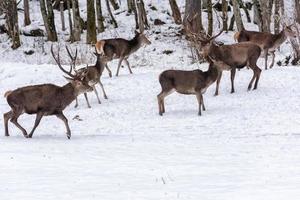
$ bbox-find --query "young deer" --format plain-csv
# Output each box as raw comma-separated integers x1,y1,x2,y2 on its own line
63,47,108,108
234,24,297,69
157,63,219,116
3,46,92,139
192,30,262,96
95,31,151,77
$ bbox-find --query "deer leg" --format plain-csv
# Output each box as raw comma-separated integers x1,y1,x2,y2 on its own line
105,64,112,78
116,57,125,76
124,59,133,74
201,94,206,111
269,51,275,68
98,81,108,99
10,112,28,138
4,111,13,136
196,92,203,116
230,68,236,94
84,92,91,108
157,90,173,116
56,113,71,139
253,67,262,90
28,112,44,138
92,86,101,104
264,49,269,70
214,71,223,96
74,97,79,108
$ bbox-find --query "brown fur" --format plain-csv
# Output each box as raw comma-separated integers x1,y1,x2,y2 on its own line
96,31,151,77
235,26,297,69
201,41,262,95
157,63,219,116
4,90,12,98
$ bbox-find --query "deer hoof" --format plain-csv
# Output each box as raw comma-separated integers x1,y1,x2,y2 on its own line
67,135,71,139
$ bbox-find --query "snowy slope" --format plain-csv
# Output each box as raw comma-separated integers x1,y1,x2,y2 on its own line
0,61,300,200
1,1,300,199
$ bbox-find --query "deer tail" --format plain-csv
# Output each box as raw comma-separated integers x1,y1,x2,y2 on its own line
4,90,12,98
234,31,241,42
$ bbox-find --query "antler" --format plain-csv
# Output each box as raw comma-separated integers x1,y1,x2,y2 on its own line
65,45,78,70
51,44,76,79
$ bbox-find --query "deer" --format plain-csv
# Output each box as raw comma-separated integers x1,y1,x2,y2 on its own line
3,46,93,139
95,30,151,77
63,46,109,108
157,62,219,116
234,24,297,70
189,29,262,96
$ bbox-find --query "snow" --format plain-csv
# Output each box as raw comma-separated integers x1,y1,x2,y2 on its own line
1,0,300,199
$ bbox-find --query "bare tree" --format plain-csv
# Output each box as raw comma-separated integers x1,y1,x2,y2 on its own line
169,0,182,25
1,0,21,49
232,0,244,31
295,0,300,23
207,0,213,36
40,0,58,41
260,0,271,32
60,1,66,31
222,0,228,32
109,0,119,10
72,0,82,41
105,0,118,28
184,0,203,34
96,0,105,33
87,0,97,44
274,0,281,34
24,0,31,26
253,0,263,31
66,0,74,41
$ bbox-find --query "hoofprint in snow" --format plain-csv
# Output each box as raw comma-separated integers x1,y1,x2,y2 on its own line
0,61,300,200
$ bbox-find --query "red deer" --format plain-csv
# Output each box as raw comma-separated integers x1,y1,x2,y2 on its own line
64,47,109,108
95,31,151,77
192,30,262,96
157,63,219,116
3,46,93,139
234,24,297,69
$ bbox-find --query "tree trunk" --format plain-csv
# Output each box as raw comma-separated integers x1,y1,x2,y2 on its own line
253,0,262,31
105,0,118,28
72,0,82,41
222,0,228,32
109,0,119,10
274,0,280,34
136,0,144,32
139,0,149,29
60,1,66,31
40,0,58,41
295,0,300,24
87,0,97,44
169,0,182,25
96,0,105,33
207,0,213,36
183,0,203,34
66,0,74,42
3,0,21,49
127,0,133,13
260,0,271,32
232,0,244,31
24,0,31,26
238,0,251,23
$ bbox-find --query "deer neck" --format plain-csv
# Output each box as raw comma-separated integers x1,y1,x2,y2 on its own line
128,34,142,54
60,83,77,108
205,63,219,83
272,30,287,49
95,58,105,74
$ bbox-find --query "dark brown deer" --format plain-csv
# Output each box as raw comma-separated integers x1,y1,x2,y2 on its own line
3,46,92,139
64,47,109,108
157,63,219,116
234,24,297,69
190,29,262,96
95,31,151,77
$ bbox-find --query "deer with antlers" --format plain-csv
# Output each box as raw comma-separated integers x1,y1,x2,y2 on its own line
188,27,262,96
95,30,151,77
234,24,297,69
3,46,92,139
63,46,109,108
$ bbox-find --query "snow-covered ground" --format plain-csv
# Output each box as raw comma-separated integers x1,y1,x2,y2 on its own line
1,60,300,200
1,0,300,199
